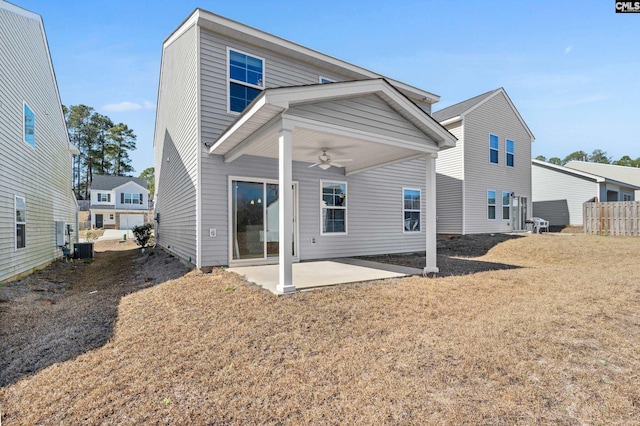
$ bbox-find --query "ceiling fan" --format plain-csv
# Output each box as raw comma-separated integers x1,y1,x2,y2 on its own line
308,148,353,170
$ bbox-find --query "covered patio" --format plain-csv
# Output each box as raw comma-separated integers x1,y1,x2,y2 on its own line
209,78,456,294
228,258,424,294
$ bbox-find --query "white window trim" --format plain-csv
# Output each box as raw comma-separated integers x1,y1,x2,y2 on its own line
506,139,515,168
320,180,347,236
23,101,35,149
402,187,422,233
502,191,511,222
487,189,497,221
226,47,266,115
319,76,336,83
489,133,499,165
15,195,26,250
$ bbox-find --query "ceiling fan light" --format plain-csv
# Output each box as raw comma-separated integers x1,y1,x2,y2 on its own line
319,163,331,170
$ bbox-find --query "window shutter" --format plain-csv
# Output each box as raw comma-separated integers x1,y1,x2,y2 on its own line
107,194,111,202
121,193,124,204
140,193,143,204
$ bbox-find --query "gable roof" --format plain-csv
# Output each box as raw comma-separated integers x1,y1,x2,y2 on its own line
90,175,147,191
565,161,640,187
165,8,440,106
433,87,535,140
432,89,499,122
532,159,640,190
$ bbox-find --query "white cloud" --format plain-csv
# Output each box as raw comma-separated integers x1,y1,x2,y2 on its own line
102,101,155,112
565,45,573,54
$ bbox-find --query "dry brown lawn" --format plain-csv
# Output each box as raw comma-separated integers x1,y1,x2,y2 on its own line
1,234,639,425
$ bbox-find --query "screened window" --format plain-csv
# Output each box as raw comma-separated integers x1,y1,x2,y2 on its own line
487,190,496,220
506,139,515,167
24,103,35,147
489,134,499,164
16,196,26,249
403,188,421,232
321,181,346,234
228,49,264,113
502,191,511,221
97,193,110,202
121,193,143,204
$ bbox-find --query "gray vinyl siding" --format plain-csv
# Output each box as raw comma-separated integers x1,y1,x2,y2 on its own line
531,163,598,226
462,93,532,234
0,6,76,283
154,25,199,265
200,155,427,266
199,28,353,144
435,122,463,234
287,95,428,145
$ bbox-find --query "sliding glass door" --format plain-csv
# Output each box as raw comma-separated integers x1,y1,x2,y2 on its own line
231,179,297,261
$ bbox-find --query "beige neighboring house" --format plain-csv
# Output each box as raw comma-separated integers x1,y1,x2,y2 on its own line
432,88,535,235
565,160,640,199
89,175,150,230
153,9,457,293
0,1,79,283
532,159,639,227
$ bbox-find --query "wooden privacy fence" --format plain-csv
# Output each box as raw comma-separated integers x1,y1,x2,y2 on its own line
583,202,640,236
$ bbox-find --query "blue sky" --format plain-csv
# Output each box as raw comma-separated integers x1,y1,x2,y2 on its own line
17,0,640,174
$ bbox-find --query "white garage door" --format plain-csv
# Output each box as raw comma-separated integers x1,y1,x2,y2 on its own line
120,214,144,230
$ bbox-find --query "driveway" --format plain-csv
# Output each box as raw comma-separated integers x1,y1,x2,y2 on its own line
97,229,134,241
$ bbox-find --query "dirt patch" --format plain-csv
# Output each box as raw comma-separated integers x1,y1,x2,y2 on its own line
362,233,524,275
0,240,191,387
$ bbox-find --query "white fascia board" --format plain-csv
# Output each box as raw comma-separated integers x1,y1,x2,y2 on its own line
192,9,440,103
208,95,272,154
439,116,462,127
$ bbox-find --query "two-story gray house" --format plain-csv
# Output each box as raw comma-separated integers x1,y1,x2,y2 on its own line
153,9,457,293
432,88,535,234
0,0,79,283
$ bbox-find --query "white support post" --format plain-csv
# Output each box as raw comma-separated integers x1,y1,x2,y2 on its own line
424,153,439,274
276,127,295,294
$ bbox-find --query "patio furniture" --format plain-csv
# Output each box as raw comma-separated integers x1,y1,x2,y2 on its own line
530,217,549,233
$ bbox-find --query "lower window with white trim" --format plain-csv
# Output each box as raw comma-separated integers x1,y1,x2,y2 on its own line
403,188,421,232
321,181,347,234
502,191,511,221
487,190,497,220
15,196,26,249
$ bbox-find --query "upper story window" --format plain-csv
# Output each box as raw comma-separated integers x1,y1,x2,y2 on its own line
24,102,35,148
403,188,421,232
228,48,264,113
121,193,143,205
506,139,515,167
502,191,511,221
487,190,496,220
97,193,111,203
489,134,499,164
321,181,347,234
319,76,335,84
16,196,26,249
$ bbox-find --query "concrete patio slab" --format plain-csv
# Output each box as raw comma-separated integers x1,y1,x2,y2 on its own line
228,259,423,294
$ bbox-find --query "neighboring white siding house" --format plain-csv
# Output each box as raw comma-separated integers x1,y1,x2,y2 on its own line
532,159,639,226
0,1,79,283
432,88,534,234
89,175,150,230
154,9,457,293
565,161,640,199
